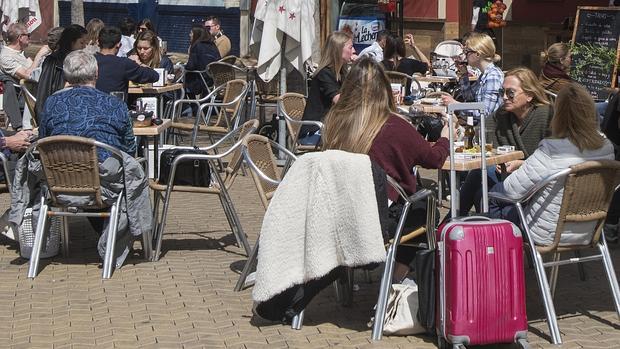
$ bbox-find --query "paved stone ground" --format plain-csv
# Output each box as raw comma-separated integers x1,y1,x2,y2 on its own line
0,165,619,348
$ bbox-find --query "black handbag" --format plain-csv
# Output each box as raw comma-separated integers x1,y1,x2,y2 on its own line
158,148,211,187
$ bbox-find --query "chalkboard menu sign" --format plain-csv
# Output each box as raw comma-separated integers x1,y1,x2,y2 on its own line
571,7,620,100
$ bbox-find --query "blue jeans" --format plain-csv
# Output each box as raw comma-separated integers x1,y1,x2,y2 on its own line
488,182,521,227
458,167,501,216
298,132,321,146
596,101,608,127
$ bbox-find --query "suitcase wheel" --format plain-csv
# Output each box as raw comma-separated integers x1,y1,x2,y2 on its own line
517,338,530,349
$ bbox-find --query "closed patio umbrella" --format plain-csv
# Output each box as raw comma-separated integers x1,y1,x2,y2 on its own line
251,0,315,84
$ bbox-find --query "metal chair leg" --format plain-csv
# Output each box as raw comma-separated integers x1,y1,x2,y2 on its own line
532,249,563,344
61,213,69,257
549,252,561,298
102,201,119,279
234,240,259,291
516,204,562,344
291,310,305,330
598,237,620,318
153,190,173,261
219,189,251,255
371,245,397,341
340,268,354,307
333,280,342,303
574,250,586,281
28,199,49,278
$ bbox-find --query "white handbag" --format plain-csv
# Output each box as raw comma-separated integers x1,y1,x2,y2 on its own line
382,283,426,335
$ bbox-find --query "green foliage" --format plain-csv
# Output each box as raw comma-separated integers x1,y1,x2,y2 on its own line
570,42,617,79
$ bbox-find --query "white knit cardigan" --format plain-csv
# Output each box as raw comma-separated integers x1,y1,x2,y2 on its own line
252,150,387,303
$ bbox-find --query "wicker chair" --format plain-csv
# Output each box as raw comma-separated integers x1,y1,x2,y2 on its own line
149,120,258,262
19,78,38,127
278,92,323,155
25,135,150,279
254,72,280,126
207,61,248,90
385,71,423,99
169,79,249,147
234,134,297,291
219,55,240,65
489,160,620,345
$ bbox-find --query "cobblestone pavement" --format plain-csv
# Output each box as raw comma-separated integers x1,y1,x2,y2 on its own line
0,168,619,348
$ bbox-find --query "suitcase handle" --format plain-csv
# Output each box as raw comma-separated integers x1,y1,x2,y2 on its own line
458,216,492,222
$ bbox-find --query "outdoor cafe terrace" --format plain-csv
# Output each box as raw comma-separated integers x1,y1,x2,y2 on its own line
0,166,619,348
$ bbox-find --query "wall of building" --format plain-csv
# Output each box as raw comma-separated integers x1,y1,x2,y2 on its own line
401,0,613,73
58,0,241,54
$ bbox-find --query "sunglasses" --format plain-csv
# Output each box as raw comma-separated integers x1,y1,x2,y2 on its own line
462,47,477,56
204,25,211,30
20,33,31,38
498,88,521,100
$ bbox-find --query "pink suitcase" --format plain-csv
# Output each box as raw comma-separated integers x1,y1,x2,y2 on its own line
436,217,529,348
435,103,529,348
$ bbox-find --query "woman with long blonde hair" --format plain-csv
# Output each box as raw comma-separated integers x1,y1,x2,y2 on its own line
490,83,614,245
325,57,454,282
84,18,104,54
299,31,356,145
459,67,553,215
441,32,504,117
129,30,173,72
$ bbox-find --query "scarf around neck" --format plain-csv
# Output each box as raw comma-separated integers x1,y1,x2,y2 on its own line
542,63,571,81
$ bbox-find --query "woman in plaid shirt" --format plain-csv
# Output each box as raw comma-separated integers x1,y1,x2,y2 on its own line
441,32,504,118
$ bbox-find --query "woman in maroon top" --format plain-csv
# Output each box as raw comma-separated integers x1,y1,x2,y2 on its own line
323,57,454,281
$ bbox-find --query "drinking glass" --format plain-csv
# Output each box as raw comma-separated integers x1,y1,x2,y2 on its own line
110,91,126,102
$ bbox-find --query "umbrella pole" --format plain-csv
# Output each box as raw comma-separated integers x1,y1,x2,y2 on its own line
277,36,288,160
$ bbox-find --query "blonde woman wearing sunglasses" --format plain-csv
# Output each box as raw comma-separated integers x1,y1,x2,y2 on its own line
457,67,552,216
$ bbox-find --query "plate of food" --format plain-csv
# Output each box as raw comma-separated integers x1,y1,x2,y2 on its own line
419,97,442,105
454,144,494,158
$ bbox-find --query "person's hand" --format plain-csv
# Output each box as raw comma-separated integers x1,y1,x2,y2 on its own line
440,112,458,140
441,94,457,106
351,54,359,62
404,34,416,48
128,54,141,65
504,160,524,174
4,131,32,152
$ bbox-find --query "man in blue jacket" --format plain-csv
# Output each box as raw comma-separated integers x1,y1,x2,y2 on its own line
95,26,159,96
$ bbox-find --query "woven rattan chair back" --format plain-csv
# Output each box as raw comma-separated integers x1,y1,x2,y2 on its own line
280,92,306,144
208,62,244,92
244,134,280,209
255,71,280,100
37,136,105,208
219,55,239,65
224,119,259,188
385,71,410,86
212,79,247,128
543,160,620,252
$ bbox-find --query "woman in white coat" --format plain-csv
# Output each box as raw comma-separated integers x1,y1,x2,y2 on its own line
489,83,615,246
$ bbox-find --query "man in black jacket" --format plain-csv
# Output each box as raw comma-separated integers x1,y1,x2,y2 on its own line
94,26,159,95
